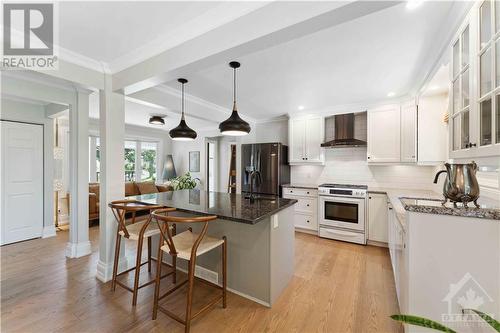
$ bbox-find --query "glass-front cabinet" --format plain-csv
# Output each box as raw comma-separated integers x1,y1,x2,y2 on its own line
450,0,500,158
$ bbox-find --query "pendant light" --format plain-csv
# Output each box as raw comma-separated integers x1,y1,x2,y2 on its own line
169,78,197,141
219,61,251,136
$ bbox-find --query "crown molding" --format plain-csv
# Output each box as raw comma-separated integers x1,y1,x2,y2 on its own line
58,46,108,73
287,94,414,118
1,70,91,95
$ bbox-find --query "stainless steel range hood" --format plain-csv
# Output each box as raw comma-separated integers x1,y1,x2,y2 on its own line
321,113,367,148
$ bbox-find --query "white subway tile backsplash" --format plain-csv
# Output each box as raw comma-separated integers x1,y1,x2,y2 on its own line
291,147,439,190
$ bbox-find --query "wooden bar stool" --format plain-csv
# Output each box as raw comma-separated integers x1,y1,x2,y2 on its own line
151,209,227,333
108,200,176,306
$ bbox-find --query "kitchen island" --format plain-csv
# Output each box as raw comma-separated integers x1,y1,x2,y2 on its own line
131,189,297,307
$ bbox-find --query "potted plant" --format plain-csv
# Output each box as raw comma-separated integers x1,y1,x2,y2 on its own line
391,309,499,332
170,172,199,190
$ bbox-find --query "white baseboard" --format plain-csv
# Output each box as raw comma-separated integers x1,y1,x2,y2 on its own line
96,256,133,283
294,227,318,235
367,239,388,248
65,241,92,258
42,225,56,238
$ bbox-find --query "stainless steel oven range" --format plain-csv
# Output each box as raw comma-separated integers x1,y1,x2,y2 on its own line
318,183,368,245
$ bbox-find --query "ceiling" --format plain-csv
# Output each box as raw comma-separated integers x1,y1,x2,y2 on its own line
59,1,268,72
163,1,456,120
14,1,464,131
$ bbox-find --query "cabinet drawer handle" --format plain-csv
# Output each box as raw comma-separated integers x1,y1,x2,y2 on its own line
306,191,310,194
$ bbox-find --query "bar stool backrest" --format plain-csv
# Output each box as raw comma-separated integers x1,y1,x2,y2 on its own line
152,209,217,261
108,200,164,238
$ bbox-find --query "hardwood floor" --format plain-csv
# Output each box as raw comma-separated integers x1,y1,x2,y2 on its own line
1,227,402,333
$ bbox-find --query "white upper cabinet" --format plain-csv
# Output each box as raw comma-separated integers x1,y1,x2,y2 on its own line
400,102,417,163
450,1,500,159
290,118,306,163
289,116,324,165
367,105,401,163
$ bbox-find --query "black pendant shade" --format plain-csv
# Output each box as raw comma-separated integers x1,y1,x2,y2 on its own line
149,115,165,125
219,61,251,136
170,78,197,141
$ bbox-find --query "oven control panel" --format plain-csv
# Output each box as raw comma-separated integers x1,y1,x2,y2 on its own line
318,187,367,198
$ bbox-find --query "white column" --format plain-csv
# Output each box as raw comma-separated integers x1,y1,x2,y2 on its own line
42,117,56,238
96,74,127,282
66,90,91,258
89,136,97,182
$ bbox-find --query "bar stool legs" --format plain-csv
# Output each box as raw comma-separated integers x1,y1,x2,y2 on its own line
111,229,121,292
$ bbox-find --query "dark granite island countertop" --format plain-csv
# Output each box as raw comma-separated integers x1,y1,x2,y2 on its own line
130,189,298,307
130,189,298,224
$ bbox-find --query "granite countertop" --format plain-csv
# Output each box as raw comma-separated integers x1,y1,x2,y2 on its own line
282,183,318,190
368,187,500,230
130,189,297,224
400,197,500,221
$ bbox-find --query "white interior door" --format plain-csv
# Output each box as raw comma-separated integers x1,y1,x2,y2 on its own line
1,121,44,245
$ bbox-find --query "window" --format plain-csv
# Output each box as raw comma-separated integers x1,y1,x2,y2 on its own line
451,24,471,150
124,141,137,181
88,138,159,182
478,0,498,147
140,142,157,181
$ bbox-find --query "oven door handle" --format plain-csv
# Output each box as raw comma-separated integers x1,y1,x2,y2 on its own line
322,228,360,237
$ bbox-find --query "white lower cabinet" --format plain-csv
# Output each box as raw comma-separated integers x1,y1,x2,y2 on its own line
388,204,408,315
283,187,318,233
367,193,388,243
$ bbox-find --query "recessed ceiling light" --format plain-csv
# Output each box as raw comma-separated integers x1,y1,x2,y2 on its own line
406,0,423,10
387,92,396,97
298,105,305,110
149,115,165,125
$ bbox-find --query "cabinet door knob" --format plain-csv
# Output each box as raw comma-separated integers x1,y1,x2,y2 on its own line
306,204,310,207
369,196,372,199
470,143,477,147
367,156,371,159
307,220,310,223
306,191,310,194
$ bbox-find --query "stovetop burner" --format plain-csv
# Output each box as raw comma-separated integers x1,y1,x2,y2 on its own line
318,183,368,190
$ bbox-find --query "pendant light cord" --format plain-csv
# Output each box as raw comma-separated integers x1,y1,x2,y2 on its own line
181,81,185,120
233,67,237,110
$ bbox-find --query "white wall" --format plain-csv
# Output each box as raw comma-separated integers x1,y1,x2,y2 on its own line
253,119,288,144
291,147,439,190
1,99,55,231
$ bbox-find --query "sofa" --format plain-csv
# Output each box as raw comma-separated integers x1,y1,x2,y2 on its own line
89,181,172,222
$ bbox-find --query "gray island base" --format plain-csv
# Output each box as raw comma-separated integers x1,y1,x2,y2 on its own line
132,190,297,307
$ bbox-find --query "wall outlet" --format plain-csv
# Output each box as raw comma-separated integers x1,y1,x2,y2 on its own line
273,215,279,229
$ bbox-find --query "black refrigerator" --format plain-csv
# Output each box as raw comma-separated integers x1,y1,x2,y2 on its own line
241,143,290,197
